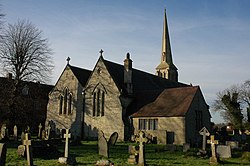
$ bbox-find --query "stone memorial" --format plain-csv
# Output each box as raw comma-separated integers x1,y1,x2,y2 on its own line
58,129,72,165
128,145,138,164
14,125,18,141
226,141,239,150
46,125,51,140
216,145,231,158
38,123,42,138
98,130,109,158
17,145,25,156
207,135,218,164
0,124,6,140
183,143,190,152
199,127,210,152
23,133,33,166
0,143,7,165
21,132,25,144
135,131,148,166
108,132,118,146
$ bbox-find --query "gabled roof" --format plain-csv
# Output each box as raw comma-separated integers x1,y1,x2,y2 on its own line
103,58,187,94
68,65,91,87
131,86,199,117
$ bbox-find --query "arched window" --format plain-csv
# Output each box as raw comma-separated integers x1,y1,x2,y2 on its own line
92,84,106,117
58,88,73,115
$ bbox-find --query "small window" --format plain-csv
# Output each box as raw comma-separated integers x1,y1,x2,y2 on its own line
139,119,147,130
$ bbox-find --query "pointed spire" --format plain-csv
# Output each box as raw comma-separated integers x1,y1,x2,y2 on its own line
162,8,173,64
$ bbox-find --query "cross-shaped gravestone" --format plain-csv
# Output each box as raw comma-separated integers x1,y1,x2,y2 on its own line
38,123,42,138
135,131,148,166
207,135,218,164
199,127,210,151
23,133,33,166
13,125,17,141
64,129,71,158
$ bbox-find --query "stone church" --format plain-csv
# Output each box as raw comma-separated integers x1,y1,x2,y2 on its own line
46,10,211,145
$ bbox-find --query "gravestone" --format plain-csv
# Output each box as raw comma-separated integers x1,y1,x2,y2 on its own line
41,130,46,140
216,145,231,158
128,145,138,164
135,131,148,166
14,125,18,141
0,124,6,140
199,127,210,152
46,125,51,140
183,143,190,152
226,141,239,150
38,123,42,138
207,135,218,164
98,130,109,158
108,132,118,146
23,133,33,166
21,132,25,144
17,145,25,156
58,129,72,165
0,143,7,165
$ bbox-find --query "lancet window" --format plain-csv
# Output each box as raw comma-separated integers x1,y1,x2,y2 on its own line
59,88,72,115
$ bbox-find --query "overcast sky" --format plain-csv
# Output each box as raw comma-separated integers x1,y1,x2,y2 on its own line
1,0,250,123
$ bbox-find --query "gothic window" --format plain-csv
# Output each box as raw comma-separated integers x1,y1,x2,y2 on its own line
58,88,72,115
59,95,63,114
92,84,106,117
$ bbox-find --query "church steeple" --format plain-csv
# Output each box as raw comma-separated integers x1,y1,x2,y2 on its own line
156,9,178,82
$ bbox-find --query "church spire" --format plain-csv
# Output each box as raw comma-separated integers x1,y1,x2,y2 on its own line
156,9,178,82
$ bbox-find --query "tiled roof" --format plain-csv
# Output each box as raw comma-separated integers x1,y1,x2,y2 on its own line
68,65,91,86
131,86,199,117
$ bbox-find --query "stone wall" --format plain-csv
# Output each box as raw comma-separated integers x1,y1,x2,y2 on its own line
84,59,125,141
133,117,185,145
46,66,84,139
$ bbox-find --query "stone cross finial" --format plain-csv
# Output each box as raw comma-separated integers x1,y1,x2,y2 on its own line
38,123,42,138
135,131,148,166
199,127,210,151
99,49,104,56
207,135,218,164
23,133,33,166
66,57,71,65
64,129,71,158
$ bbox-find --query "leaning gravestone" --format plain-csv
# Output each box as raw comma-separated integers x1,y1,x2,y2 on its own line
108,132,118,146
17,145,25,157
98,130,109,158
0,143,7,165
216,145,231,158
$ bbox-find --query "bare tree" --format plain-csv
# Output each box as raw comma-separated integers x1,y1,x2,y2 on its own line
0,19,53,83
239,80,250,122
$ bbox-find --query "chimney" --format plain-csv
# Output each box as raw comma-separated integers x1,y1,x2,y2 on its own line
124,53,133,95
6,73,12,79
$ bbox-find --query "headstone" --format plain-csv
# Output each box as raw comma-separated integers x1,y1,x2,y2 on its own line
108,132,118,146
128,145,138,164
38,123,42,138
41,130,46,140
14,125,18,141
199,127,210,151
183,143,190,152
46,125,51,140
0,124,6,140
216,145,231,158
21,132,25,144
23,133,33,166
207,135,218,164
0,143,7,165
135,131,148,166
98,130,109,158
17,145,25,156
226,141,239,150
58,129,71,164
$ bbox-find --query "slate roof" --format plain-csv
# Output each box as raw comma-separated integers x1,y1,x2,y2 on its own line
68,65,91,87
103,59,187,94
131,86,199,117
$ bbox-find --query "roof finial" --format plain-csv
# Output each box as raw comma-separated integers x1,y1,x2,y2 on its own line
66,57,71,65
99,49,104,56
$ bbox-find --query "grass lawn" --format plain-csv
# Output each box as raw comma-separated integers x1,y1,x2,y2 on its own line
4,141,250,166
